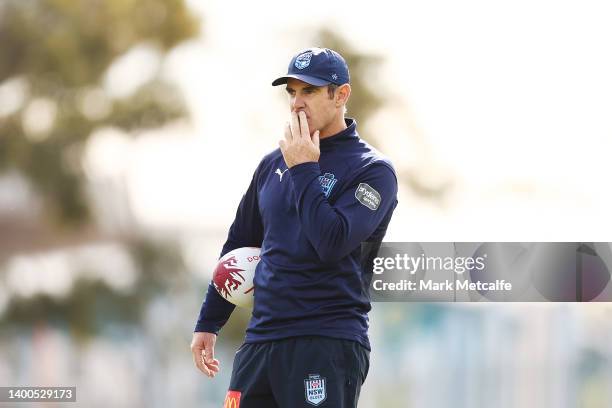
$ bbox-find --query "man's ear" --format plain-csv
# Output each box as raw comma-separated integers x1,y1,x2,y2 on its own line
336,84,351,107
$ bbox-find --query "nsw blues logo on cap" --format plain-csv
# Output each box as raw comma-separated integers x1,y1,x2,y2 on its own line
294,51,313,70
272,47,350,87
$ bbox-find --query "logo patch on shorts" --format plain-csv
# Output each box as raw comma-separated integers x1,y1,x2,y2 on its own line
224,390,241,408
318,173,338,198
355,183,381,210
304,374,326,406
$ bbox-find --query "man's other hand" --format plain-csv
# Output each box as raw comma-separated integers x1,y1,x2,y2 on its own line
191,332,220,378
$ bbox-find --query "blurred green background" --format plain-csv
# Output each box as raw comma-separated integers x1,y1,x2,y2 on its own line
1,0,612,407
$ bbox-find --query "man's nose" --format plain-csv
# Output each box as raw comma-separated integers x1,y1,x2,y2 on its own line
291,95,305,111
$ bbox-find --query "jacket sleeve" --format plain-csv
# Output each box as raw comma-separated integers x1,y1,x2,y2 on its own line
194,163,264,333
289,161,398,263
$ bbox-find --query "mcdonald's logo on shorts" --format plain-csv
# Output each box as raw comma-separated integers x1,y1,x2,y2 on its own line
224,390,241,408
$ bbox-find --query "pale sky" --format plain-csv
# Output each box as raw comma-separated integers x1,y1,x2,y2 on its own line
85,0,612,241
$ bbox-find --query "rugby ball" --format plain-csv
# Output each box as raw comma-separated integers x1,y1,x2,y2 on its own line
212,247,260,309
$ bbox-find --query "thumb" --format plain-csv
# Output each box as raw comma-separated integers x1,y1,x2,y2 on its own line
311,130,320,147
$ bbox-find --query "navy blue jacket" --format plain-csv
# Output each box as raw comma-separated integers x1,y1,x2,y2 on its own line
195,118,398,350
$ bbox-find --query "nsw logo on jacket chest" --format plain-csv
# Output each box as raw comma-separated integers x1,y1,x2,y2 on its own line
318,173,338,198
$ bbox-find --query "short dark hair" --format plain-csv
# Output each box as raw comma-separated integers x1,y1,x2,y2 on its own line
327,84,348,114
327,84,339,99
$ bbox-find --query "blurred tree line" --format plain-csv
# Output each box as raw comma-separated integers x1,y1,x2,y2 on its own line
0,0,198,226
0,0,199,338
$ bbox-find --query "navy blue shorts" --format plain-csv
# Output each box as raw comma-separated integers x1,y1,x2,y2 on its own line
223,336,370,408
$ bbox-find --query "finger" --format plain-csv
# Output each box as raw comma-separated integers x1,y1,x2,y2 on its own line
279,139,286,152
203,353,220,375
206,358,220,368
205,360,220,374
290,111,300,140
204,364,218,376
201,351,220,376
192,347,211,376
311,130,320,147
298,111,309,139
284,122,292,143
199,351,213,377
204,343,215,364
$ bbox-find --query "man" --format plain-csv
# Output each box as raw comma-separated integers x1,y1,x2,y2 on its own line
191,47,398,407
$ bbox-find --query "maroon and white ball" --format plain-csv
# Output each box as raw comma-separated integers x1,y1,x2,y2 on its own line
212,247,260,309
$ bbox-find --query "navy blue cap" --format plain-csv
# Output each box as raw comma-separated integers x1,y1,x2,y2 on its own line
272,48,350,87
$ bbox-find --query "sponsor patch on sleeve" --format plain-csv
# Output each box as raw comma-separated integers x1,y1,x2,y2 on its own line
355,183,381,210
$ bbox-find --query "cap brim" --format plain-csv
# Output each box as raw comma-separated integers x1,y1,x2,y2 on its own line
271,74,331,87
